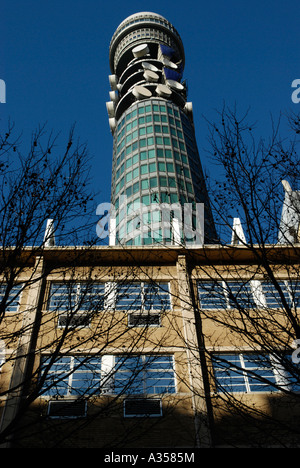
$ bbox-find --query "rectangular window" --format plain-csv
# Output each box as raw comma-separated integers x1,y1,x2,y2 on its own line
41,353,176,403
49,283,105,327
198,282,227,309
198,281,255,310
158,162,166,172
147,137,154,146
212,353,278,393
149,162,156,173
115,283,142,310
227,282,256,309
168,176,176,187
166,163,174,172
115,282,171,311
126,171,132,182
141,179,149,190
141,164,148,175
150,176,158,188
132,167,139,179
199,280,300,311
49,283,105,311
114,355,175,395
0,284,22,312
142,194,150,206
261,281,293,308
41,353,176,405
159,175,167,187
40,355,103,397
289,281,300,308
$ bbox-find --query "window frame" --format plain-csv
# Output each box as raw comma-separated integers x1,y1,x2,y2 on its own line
212,352,298,394
48,282,106,328
40,355,103,398
198,279,300,311
113,354,176,396
0,283,22,313
115,281,171,313
40,354,176,399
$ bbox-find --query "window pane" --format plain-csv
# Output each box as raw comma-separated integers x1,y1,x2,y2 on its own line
213,354,247,392
261,281,290,308
114,355,175,395
40,356,102,397
144,283,171,310
115,284,142,310
213,354,278,393
227,282,256,309
198,282,227,309
0,284,22,312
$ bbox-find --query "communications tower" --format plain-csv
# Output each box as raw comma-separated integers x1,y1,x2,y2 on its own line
107,12,216,245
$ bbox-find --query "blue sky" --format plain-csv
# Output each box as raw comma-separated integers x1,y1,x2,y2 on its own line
1,0,299,210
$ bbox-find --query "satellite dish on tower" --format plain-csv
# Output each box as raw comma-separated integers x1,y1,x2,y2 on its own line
109,74,118,90
143,69,159,82
109,118,116,132
132,85,152,99
166,79,184,91
184,102,193,113
106,101,115,117
156,84,172,98
132,44,149,58
109,91,118,102
142,62,159,72
162,57,178,69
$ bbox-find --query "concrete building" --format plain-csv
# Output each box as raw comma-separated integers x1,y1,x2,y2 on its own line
0,237,299,448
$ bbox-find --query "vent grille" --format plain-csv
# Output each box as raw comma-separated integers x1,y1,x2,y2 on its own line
48,400,87,418
124,399,162,417
58,314,90,328
128,314,160,327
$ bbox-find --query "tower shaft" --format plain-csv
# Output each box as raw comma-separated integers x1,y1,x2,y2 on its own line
107,12,216,245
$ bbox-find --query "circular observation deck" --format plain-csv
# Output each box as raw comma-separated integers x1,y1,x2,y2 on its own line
109,12,185,77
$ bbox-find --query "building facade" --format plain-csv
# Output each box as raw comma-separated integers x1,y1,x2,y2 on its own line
106,12,216,246
0,238,300,448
